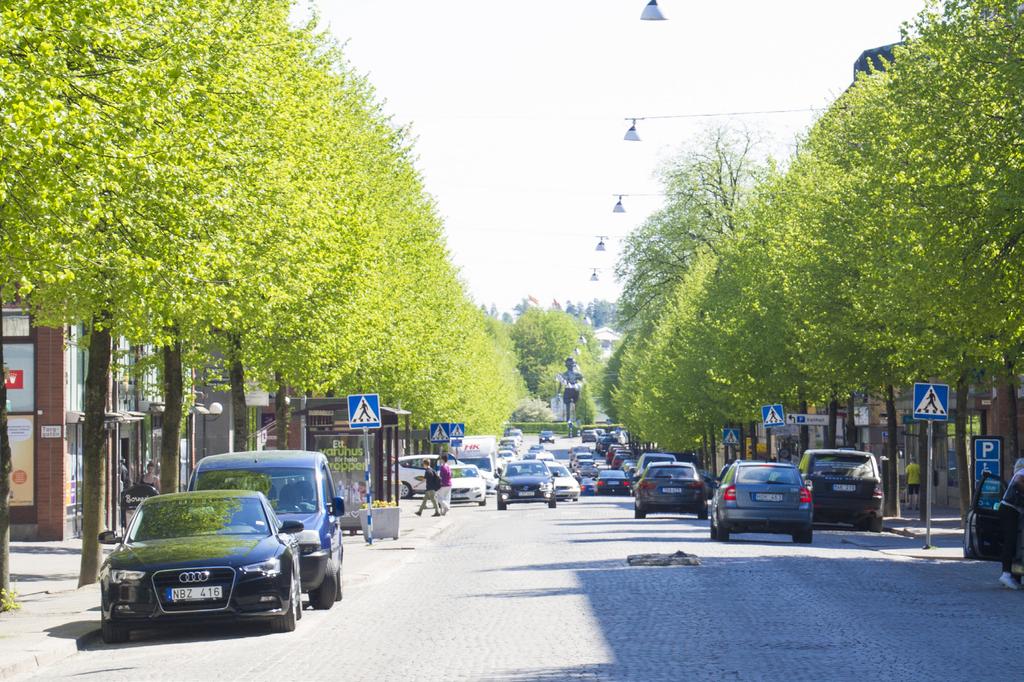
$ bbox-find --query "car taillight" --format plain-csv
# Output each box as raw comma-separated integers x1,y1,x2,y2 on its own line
687,481,703,489
800,487,812,504
872,485,883,498
723,485,736,501
639,481,655,490
597,480,606,486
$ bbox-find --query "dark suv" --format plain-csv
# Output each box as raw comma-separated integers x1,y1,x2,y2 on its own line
798,449,883,532
497,460,557,510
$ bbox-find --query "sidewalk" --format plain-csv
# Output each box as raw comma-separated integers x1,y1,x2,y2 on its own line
874,505,966,560
0,497,457,680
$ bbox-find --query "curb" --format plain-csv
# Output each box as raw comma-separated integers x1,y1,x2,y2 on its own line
0,621,98,681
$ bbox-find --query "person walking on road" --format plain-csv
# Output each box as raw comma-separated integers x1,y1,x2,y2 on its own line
415,459,442,517
437,454,453,516
997,458,1024,590
905,458,921,511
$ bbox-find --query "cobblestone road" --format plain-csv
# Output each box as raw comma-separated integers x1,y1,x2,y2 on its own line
25,489,1024,681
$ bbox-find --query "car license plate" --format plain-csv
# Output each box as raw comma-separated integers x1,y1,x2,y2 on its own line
518,491,535,497
662,487,683,494
167,586,223,602
833,484,857,492
755,493,784,502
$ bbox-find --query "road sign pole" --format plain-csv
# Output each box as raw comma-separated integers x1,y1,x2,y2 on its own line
925,420,933,550
363,426,373,546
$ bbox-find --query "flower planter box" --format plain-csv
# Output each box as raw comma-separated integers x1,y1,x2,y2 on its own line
358,507,400,540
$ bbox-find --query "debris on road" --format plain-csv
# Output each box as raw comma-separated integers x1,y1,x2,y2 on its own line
627,551,700,567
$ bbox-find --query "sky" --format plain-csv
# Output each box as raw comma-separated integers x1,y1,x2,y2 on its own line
315,0,930,317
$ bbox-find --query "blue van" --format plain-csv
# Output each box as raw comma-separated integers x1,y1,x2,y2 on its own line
189,450,344,609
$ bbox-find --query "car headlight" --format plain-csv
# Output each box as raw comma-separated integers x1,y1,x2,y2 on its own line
241,558,282,577
109,569,146,583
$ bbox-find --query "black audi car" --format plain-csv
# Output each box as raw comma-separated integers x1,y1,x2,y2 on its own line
98,490,303,643
497,461,557,510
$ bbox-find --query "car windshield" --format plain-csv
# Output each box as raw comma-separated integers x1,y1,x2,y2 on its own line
599,470,626,479
460,456,492,472
195,467,319,514
506,462,549,477
649,466,696,480
736,466,801,485
812,455,874,478
452,466,479,478
548,465,570,477
128,496,269,542
578,458,594,465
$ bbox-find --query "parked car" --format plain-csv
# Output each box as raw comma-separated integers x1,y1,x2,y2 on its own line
581,429,599,443
963,471,1007,561
98,490,304,643
546,462,581,501
798,449,883,532
596,469,632,496
396,454,458,499
450,464,488,506
710,461,813,543
634,463,707,519
497,461,558,510
539,430,557,444
190,450,343,609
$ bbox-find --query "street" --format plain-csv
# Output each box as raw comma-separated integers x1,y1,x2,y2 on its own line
22,439,1022,682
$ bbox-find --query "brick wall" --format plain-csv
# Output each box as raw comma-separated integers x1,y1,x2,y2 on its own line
34,325,67,540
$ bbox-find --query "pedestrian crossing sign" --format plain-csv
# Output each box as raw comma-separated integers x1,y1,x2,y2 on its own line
761,404,785,428
347,393,381,429
722,428,740,446
430,422,451,443
449,422,465,439
912,383,949,422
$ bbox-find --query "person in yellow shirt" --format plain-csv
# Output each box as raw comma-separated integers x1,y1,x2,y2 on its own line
905,459,921,511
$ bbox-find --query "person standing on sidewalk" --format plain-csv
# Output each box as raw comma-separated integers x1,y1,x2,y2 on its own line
905,458,921,511
996,458,1024,590
437,454,453,516
415,459,442,517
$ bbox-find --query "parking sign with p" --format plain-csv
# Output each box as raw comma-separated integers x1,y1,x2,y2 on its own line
972,437,1002,482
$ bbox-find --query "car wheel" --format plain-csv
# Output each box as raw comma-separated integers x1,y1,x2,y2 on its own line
868,516,883,533
634,506,646,519
101,620,130,644
794,527,813,544
497,499,507,511
271,575,299,633
478,498,487,506
401,482,414,499
548,498,557,509
310,559,338,610
718,522,731,542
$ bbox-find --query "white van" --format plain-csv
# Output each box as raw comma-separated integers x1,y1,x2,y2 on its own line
455,436,499,493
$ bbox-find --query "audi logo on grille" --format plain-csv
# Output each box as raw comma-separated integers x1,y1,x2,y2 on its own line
178,570,211,583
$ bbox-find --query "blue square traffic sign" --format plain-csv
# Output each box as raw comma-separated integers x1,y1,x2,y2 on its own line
429,422,451,443
347,393,381,429
976,460,1000,482
912,383,949,421
449,422,465,439
761,404,785,428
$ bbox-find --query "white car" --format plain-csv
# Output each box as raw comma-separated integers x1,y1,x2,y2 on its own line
449,464,487,506
545,462,581,501
497,450,516,469
398,454,452,498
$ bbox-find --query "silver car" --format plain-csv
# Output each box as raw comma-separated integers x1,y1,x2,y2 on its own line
710,461,813,543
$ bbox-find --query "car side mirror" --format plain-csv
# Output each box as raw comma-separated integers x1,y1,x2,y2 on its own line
279,520,305,534
98,530,121,545
330,496,345,516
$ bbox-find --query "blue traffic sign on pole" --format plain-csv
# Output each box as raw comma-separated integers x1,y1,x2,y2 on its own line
347,393,381,429
973,437,1002,482
912,383,949,422
449,422,465,439
761,404,785,428
722,428,740,446
429,422,451,443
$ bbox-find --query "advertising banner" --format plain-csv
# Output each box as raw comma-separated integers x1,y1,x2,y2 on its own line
7,415,34,506
3,343,34,412
316,434,376,530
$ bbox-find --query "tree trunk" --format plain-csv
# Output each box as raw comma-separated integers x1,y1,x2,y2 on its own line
749,421,759,461
0,337,12,592
917,421,929,523
160,341,184,494
701,432,709,470
884,385,900,518
954,372,971,523
228,334,247,451
845,393,857,448
709,428,718,474
1006,356,1020,470
826,396,839,448
79,320,112,586
798,396,809,458
275,373,290,449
